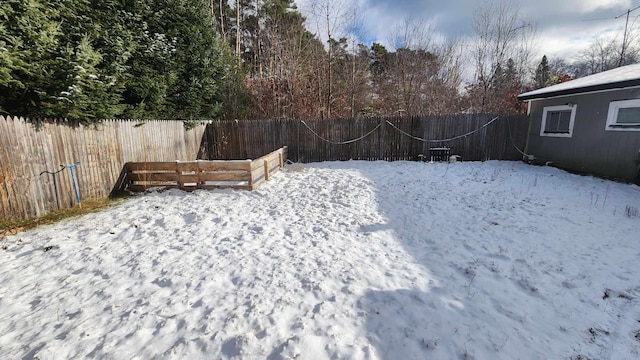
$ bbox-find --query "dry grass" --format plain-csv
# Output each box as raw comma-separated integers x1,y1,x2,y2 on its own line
0,197,122,240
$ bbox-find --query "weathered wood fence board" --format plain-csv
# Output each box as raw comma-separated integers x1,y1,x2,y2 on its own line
123,147,286,192
1,114,527,223
197,114,529,163
0,116,206,222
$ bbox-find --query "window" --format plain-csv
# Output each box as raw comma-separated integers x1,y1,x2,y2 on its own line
606,99,640,131
540,105,576,137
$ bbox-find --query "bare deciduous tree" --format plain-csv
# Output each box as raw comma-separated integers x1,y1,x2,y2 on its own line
367,18,464,116
306,0,351,119
470,0,537,112
573,27,640,78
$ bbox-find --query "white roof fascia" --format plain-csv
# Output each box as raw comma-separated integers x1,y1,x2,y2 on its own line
521,84,640,102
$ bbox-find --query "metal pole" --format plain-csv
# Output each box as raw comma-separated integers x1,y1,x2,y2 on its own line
615,5,640,67
619,9,630,67
63,162,81,206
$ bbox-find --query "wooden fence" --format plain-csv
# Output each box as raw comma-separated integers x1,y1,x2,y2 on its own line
121,147,286,192
1,113,528,223
0,116,206,222
198,114,529,163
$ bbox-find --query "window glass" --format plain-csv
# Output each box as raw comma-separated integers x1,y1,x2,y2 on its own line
545,110,571,132
545,112,558,132
558,111,571,131
541,105,575,137
616,107,640,124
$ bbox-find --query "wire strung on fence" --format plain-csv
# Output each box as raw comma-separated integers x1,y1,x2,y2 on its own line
301,116,501,145
300,120,382,145
506,115,533,160
384,116,500,143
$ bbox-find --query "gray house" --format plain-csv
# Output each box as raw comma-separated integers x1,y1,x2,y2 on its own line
518,63,640,184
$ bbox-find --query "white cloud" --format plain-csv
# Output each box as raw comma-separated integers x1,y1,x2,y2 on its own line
293,0,638,62
578,0,632,13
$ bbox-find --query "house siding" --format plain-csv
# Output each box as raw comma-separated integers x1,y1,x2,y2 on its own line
526,88,640,183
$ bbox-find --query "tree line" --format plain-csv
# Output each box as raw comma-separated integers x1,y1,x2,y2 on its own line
0,0,242,122
1,0,638,123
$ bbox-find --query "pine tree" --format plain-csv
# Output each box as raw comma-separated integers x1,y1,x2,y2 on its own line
534,55,550,89
0,0,70,117
0,0,242,121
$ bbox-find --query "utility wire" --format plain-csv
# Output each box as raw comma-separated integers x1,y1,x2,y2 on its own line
616,5,640,66
581,6,640,21
615,5,640,19
582,17,618,22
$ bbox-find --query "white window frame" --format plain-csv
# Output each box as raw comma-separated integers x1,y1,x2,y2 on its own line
605,99,640,131
540,104,576,138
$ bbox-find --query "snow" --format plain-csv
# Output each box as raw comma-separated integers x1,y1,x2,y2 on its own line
519,63,640,100
1,160,640,359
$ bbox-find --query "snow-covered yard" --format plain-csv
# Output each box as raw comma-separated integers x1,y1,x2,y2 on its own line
1,160,640,359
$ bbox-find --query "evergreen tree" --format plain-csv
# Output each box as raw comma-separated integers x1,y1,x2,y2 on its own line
121,0,232,119
369,43,388,79
534,55,550,89
0,0,77,117
0,0,241,122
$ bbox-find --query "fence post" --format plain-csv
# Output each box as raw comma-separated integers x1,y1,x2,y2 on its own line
176,160,183,189
297,120,301,163
481,115,488,161
379,117,385,161
247,160,255,189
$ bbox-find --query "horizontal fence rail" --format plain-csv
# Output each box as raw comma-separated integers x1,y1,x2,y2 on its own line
122,147,286,192
198,114,529,163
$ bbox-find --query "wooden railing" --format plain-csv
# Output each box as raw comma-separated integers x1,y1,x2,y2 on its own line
123,147,287,192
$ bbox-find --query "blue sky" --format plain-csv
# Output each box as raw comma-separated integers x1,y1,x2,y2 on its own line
294,0,640,62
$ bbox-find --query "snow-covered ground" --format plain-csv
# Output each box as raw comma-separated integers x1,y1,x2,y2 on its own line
1,160,640,360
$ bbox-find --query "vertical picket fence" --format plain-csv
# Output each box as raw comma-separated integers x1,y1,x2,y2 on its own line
1,114,529,223
0,116,206,222
198,114,529,163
